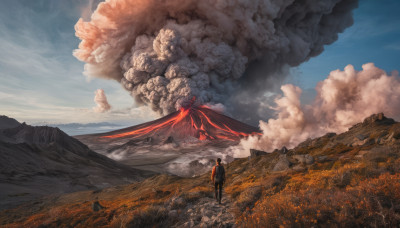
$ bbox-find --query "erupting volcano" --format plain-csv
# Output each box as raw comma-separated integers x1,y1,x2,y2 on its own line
100,100,260,142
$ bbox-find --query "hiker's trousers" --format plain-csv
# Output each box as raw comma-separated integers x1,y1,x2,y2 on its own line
214,181,223,201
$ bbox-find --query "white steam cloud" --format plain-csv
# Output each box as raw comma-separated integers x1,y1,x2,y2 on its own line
93,89,111,113
240,63,400,153
74,0,358,117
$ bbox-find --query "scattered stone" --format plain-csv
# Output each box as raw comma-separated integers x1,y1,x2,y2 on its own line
168,210,178,218
272,146,289,154
144,137,153,143
172,195,235,228
92,201,104,212
201,216,210,223
352,137,372,147
164,136,175,144
317,156,331,162
355,150,370,159
356,134,368,141
324,132,337,138
323,141,338,150
292,164,306,171
380,132,397,144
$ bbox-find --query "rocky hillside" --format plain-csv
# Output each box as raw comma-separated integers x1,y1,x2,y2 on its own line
0,117,154,210
0,115,20,130
1,113,399,227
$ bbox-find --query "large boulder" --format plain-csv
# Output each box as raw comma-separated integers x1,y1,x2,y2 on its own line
273,155,291,171
92,201,104,212
249,149,267,158
363,113,385,124
273,146,288,154
163,136,175,144
293,154,314,165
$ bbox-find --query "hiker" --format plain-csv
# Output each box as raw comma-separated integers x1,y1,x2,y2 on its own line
211,158,225,204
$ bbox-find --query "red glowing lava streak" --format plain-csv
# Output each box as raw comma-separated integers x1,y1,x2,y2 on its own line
100,104,261,140
102,107,190,138
197,110,261,138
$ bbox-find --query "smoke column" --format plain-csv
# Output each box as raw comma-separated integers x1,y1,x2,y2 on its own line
238,63,400,154
74,0,358,119
93,89,111,113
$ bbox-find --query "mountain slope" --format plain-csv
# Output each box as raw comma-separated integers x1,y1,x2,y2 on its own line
0,115,20,130
0,118,154,210
75,106,260,176
2,113,399,227
95,106,260,141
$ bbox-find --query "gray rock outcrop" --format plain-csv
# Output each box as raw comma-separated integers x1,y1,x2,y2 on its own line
273,155,291,171
293,154,314,165
249,149,268,158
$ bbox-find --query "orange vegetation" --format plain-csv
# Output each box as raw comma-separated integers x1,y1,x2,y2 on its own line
1,124,400,227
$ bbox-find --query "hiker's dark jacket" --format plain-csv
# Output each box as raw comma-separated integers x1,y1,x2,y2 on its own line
211,164,225,183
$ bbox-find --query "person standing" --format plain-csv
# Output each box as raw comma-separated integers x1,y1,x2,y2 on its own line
211,158,226,204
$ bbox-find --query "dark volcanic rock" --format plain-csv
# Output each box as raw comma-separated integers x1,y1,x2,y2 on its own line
164,136,175,144
145,137,154,144
250,149,268,157
0,120,154,210
0,115,20,130
272,146,288,154
351,113,395,130
92,201,104,212
363,113,386,124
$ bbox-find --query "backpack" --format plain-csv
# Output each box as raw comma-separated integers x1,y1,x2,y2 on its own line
215,165,225,183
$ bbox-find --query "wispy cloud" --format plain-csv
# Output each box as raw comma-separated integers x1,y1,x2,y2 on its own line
385,43,400,51
0,0,152,125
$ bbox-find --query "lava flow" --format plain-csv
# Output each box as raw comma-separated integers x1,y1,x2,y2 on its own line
101,104,261,141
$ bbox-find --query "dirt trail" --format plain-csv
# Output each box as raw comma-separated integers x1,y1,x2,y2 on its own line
172,193,236,228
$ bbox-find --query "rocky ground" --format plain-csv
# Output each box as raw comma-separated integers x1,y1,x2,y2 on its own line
1,113,399,227
171,193,235,227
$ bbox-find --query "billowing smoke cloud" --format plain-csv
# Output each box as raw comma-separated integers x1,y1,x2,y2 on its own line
74,0,358,117
239,63,400,153
93,89,111,113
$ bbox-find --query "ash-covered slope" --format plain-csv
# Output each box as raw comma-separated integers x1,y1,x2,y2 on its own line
75,106,260,176
0,117,154,210
98,106,260,141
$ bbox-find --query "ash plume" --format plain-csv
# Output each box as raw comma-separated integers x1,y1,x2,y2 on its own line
93,89,111,113
239,63,400,153
74,0,358,118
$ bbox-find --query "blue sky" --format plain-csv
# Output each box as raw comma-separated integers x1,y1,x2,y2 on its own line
293,0,400,89
0,0,399,125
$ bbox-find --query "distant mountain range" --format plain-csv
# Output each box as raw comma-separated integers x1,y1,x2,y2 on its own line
0,115,154,210
39,122,123,136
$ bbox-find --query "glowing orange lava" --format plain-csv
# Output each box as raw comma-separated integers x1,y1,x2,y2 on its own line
101,104,261,141
102,107,190,138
